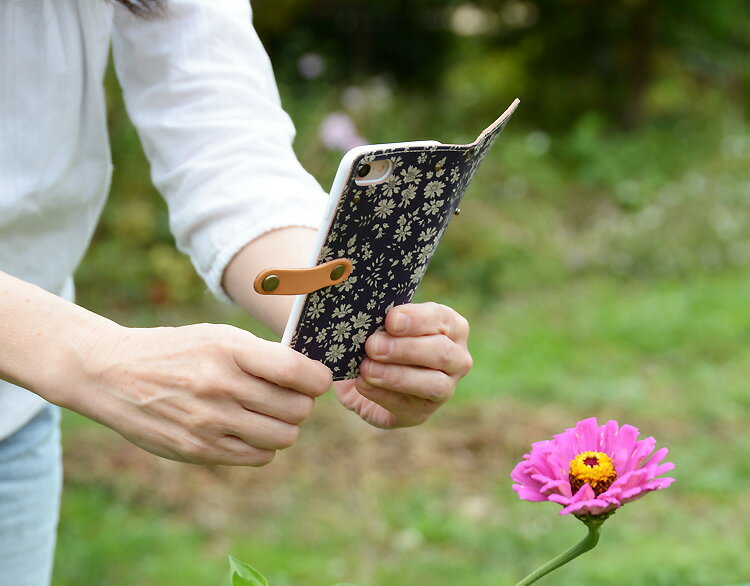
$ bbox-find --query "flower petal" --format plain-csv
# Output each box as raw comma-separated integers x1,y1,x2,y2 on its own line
510,418,674,515
539,479,570,496
513,485,549,502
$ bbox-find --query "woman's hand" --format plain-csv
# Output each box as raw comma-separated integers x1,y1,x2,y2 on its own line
333,302,472,428
61,322,332,466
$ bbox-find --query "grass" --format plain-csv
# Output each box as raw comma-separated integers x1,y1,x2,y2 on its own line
53,66,750,585
55,266,750,585
56,486,223,586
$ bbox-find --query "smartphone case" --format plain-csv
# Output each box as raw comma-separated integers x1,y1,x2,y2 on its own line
288,99,519,380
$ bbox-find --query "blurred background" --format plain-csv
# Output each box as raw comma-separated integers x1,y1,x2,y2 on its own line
57,1,750,584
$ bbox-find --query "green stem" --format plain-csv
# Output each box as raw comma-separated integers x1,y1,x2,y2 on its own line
514,517,605,586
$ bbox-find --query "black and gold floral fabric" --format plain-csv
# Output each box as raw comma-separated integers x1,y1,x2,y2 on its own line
291,100,519,380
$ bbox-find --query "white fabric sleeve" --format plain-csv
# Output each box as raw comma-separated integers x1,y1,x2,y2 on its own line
111,0,327,301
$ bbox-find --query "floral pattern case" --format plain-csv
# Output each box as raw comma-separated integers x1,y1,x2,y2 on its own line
288,100,519,380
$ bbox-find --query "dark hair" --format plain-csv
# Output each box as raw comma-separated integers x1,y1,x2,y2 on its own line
116,0,165,17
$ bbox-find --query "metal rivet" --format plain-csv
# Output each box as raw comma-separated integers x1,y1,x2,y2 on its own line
357,164,371,178
352,194,361,204
330,264,345,281
454,208,461,216
261,274,280,292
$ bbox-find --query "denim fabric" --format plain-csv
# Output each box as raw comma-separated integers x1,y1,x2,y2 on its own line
0,405,61,586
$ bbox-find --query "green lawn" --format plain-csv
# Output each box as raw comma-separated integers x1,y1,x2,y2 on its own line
55,267,750,585
53,71,750,584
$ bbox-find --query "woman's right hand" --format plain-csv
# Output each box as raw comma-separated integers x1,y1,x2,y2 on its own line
54,322,332,466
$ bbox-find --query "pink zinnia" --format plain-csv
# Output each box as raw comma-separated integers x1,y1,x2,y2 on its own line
511,417,675,517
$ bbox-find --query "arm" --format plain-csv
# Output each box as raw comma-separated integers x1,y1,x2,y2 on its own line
0,270,331,466
222,227,318,336
111,0,328,303
112,0,472,431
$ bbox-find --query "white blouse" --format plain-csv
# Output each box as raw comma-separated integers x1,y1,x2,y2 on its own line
0,0,327,439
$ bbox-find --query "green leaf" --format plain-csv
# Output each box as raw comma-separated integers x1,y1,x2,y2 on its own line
228,556,269,586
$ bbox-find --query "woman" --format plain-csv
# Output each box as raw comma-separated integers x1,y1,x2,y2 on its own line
0,1,473,584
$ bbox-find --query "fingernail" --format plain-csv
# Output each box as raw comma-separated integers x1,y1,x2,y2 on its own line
392,312,409,333
373,335,391,357
365,360,385,383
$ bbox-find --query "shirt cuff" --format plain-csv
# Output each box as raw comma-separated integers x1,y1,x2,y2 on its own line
203,194,327,303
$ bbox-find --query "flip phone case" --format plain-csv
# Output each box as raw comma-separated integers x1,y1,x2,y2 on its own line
286,100,519,380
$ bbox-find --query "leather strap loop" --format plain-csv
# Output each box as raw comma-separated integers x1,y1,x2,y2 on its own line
253,258,353,295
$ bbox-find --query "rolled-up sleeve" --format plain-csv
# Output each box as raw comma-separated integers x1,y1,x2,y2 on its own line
111,0,327,301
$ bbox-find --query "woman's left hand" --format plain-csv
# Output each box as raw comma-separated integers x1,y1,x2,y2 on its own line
333,302,472,428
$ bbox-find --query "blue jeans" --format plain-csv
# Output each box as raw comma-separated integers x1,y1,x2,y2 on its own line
0,405,61,586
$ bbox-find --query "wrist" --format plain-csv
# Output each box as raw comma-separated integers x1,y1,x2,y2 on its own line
0,272,121,413
39,305,122,412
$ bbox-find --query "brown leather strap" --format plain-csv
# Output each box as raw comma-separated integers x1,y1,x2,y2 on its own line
253,258,353,295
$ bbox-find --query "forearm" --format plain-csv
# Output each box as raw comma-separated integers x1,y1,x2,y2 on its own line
222,226,318,336
0,271,117,408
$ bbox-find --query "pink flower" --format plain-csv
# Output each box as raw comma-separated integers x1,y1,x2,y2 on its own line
511,418,675,517
318,112,367,152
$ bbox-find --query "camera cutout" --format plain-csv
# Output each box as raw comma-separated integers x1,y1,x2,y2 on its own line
354,158,393,186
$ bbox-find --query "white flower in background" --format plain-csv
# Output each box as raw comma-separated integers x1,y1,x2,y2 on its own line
341,78,394,114
451,3,499,36
526,130,550,156
340,85,367,112
297,52,326,79
319,112,367,152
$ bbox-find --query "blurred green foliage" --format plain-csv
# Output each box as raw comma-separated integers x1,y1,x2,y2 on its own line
252,0,750,130
76,0,750,314
62,2,750,585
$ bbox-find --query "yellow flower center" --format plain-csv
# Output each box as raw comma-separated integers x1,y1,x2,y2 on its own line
568,451,617,496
